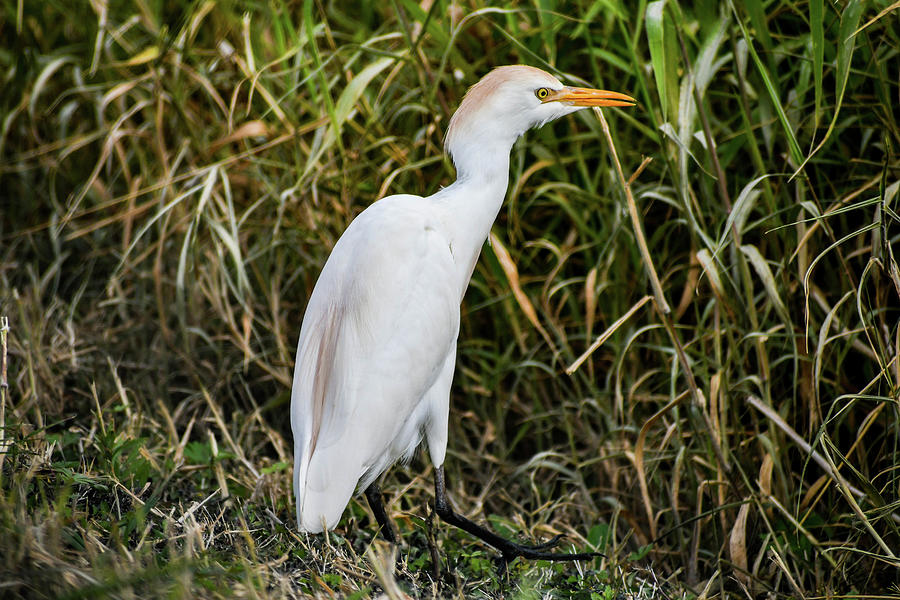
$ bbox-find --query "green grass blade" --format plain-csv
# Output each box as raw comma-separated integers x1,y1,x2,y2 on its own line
811,0,824,129
729,0,803,167
716,174,771,251
835,0,864,116
303,56,394,178
743,0,772,52
645,1,669,121
794,0,863,175
741,244,789,324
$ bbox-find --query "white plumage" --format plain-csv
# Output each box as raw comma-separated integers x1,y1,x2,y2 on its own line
291,65,634,537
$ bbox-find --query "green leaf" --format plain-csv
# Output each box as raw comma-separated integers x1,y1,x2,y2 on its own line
835,0,863,115
741,244,790,324
333,58,394,129
303,57,394,176
184,441,213,465
261,461,291,474
717,174,771,250
659,122,716,178
628,544,653,561
744,0,772,52
794,0,863,175
730,0,803,167
645,1,669,121
811,0,824,129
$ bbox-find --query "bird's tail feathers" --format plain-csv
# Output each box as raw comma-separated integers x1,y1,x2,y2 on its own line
294,445,360,533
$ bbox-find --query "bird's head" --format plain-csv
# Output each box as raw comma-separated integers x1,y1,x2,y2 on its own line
445,65,634,174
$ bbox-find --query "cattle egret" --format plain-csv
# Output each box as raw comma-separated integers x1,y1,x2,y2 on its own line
292,65,634,562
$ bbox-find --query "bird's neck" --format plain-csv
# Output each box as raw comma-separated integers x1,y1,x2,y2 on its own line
433,139,514,294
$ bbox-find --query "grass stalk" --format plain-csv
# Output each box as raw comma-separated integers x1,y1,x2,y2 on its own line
594,106,734,488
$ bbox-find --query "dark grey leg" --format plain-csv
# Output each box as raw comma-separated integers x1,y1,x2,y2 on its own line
433,465,602,565
364,482,397,544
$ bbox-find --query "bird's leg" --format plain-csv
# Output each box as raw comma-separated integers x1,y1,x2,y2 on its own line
425,501,442,582
433,466,601,566
364,482,398,544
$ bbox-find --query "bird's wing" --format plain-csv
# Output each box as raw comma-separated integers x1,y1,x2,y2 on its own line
291,194,460,531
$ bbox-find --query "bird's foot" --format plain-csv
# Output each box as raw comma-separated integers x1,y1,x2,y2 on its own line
433,467,602,569
517,533,564,552
497,534,601,564
434,499,602,565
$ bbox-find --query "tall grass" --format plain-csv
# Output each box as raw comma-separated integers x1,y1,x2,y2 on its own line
1,0,899,597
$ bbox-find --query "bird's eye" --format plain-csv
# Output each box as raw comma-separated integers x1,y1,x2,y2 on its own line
535,87,550,100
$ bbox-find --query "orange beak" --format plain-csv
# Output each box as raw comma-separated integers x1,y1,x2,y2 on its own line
544,86,636,108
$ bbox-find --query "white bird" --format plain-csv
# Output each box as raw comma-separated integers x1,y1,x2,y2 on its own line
291,65,634,562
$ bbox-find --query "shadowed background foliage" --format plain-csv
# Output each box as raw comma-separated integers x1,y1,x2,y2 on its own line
1,0,899,597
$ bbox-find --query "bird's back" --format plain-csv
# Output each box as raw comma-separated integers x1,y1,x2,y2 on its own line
292,194,462,532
